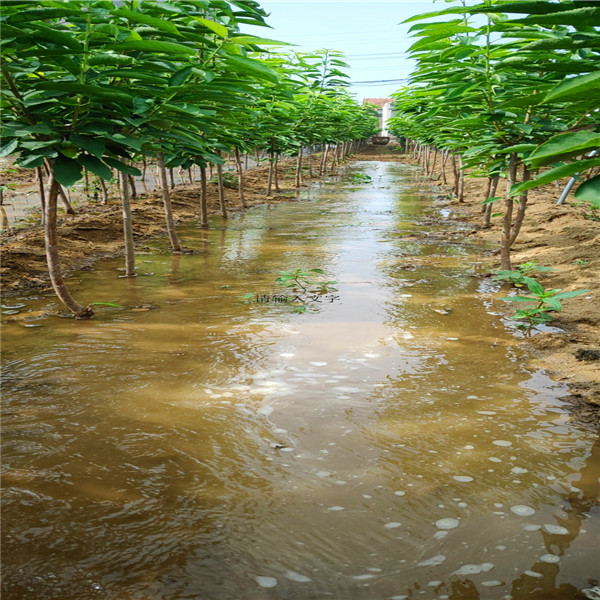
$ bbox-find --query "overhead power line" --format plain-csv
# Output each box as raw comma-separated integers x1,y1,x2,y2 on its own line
350,78,408,85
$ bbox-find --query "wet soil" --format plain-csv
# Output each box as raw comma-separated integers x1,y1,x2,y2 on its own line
1,147,598,424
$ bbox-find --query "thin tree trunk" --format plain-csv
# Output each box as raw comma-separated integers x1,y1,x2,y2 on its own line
128,174,137,199
330,144,337,173
169,167,175,189
141,160,149,194
308,145,314,178
99,177,109,205
36,166,46,225
500,153,518,271
188,168,193,185
320,144,329,176
274,153,281,192
295,147,303,188
216,161,227,219
483,175,499,229
58,184,75,214
233,147,248,209
440,150,449,185
508,165,531,247
157,151,182,251
199,164,208,228
119,160,136,277
267,151,274,195
457,155,465,202
430,148,439,179
43,170,93,318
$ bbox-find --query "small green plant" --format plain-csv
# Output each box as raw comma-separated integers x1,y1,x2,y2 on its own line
572,259,590,267
500,276,589,335
275,268,337,294
350,173,373,184
493,261,555,287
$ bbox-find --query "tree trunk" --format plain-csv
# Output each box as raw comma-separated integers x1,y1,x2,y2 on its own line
58,185,75,214
44,172,93,318
508,164,531,247
500,153,518,271
188,167,193,185
169,167,175,189
216,161,227,219
274,153,281,192
483,175,499,229
36,166,46,225
456,155,465,202
99,176,109,205
199,164,208,228
119,161,136,277
267,151,274,195
127,174,137,199
234,147,248,209
440,150,448,185
320,144,329,176
157,151,182,252
430,148,438,179
307,145,314,178
141,160,149,194
295,147,303,188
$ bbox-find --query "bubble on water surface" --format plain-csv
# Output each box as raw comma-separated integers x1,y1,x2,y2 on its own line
363,494,372,499
524,571,543,578
367,568,382,572
280,353,295,358
523,524,541,531
390,596,408,600
463,444,475,450
364,353,380,358
352,574,375,580
510,505,535,516
394,491,406,496
477,411,497,415
511,467,528,474
257,406,274,416
434,531,448,539
540,554,560,563
453,476,474,483
481,581,502,587
285,571,312,582
384,522,402,529
328,506,344,511
436,518,459,529
489,457,502,463
309,361,327,366
493,440,512,447
543,524,569,535
417,555,446,567
453,563,494,575
429,581,442,587
256,576,277,588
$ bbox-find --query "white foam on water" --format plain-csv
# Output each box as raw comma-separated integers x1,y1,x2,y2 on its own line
525,571,543,578
367,568,382,572
489,457,502,463
394,491,406,496
280,352,295,358
352,574,375,580
285,571,312,582
364,353,380,358
453,476,474,483
327,506,344,511
257,406,274,416
309,361,327,366
477,411,497,415
481,581,503,587
436,518,459,529
510,505,535,516
417,555,446,567
428,581,442,587
543,524,569,535
540,554,561,563
453,563,494,575
362,494,372,499
434,531,449,539
493,440,512,447
256,576,277,588
390,596,408,600
524,524,541,531
511,467,528,474
463,444,475,450
384,522,402,529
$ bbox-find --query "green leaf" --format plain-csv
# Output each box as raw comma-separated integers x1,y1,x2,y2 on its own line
574,175,600,203
29,23,83,50
550,289,590,301
7,7,80,24
53,154,82,187
543,298,562,311
111,40,197,56
169,66,193,87
225,55,279,83
103,156,142,176
529,131,600,167
524,278,545,296
0,139,19,157
114,8,180,36
193,17,229,39
514,7,600,27
77,155,113,181
513,158,600,194
70,134,105,159
544,72,600,103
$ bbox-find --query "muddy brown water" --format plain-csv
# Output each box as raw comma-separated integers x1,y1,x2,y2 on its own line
1,162,598,600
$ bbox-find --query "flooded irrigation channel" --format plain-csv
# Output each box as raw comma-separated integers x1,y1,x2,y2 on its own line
1,162,598,600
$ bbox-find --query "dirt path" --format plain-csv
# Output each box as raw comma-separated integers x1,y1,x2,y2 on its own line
2,148,598,425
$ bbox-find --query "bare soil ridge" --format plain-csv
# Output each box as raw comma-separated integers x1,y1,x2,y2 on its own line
1,148,598,426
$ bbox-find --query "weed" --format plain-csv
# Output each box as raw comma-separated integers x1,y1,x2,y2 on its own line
499,276,589,335
350,173,373,184
493,261,555,288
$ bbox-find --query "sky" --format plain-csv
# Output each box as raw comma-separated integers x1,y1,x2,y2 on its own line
244,1,445,102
